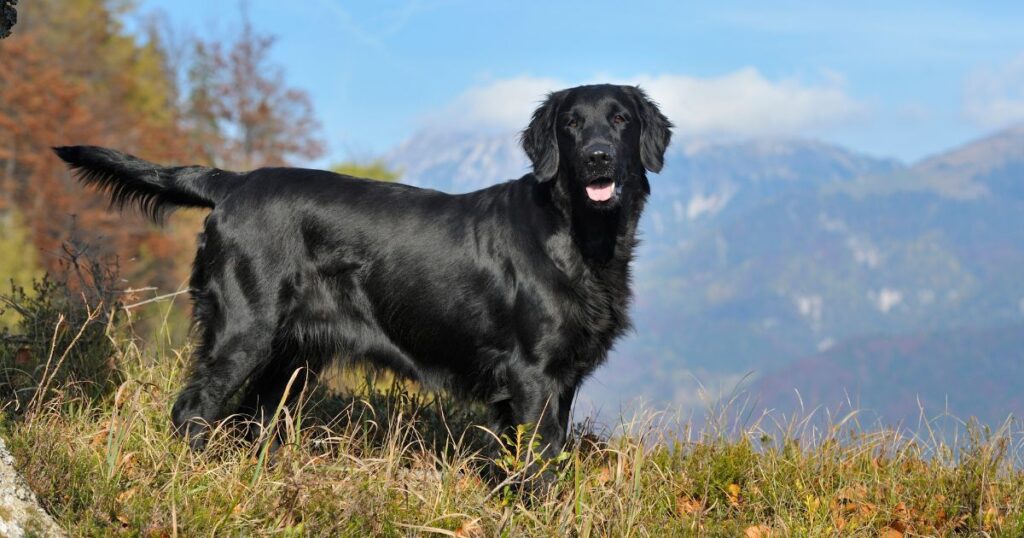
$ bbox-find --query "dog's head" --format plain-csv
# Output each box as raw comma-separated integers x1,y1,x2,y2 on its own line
521,84,672,210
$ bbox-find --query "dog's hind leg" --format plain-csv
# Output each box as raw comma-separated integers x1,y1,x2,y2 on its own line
233,275,349,442
234,339,328,441
171,272,277,450
171,327,273,449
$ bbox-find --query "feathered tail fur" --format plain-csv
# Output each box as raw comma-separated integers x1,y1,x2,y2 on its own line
53,146,239,222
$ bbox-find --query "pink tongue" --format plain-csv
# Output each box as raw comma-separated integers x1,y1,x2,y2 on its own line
586,182,615,202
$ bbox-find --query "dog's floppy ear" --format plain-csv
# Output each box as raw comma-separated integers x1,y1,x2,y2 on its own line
626,86,673,173
520,90,567,181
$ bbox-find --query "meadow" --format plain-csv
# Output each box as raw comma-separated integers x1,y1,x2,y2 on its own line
2,273,1023,537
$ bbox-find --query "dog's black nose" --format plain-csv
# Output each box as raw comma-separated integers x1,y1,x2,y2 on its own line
585,144,615,165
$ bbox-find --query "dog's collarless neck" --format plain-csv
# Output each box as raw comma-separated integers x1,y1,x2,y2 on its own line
552,181,642,266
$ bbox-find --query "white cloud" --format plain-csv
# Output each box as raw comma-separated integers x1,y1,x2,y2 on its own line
964,53,1024,128
629,69,864,137
425,68,865,137
423,76,565,132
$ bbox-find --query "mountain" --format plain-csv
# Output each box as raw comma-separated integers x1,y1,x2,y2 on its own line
622,125,1024,419
753,323,1024,428
386,130,530,193
832,123,1024,200
644,139,901,234
385,125,1024,426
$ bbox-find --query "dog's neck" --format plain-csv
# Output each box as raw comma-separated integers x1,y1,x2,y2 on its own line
544,171,646,267
570,205,625,264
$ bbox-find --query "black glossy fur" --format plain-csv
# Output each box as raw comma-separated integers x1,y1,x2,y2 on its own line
54,84,672,461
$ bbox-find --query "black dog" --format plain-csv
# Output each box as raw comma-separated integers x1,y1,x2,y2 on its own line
55,84,671,464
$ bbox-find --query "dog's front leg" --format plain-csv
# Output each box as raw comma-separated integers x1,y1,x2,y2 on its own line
490,370,574,495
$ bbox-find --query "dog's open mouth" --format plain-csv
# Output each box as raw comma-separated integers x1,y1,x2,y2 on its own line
585,177,616,202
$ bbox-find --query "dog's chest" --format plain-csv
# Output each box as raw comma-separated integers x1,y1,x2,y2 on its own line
553,266,631,372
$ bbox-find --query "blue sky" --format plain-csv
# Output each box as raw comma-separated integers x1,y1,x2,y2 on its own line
131,1,1024,166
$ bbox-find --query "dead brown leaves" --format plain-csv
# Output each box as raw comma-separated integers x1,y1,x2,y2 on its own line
454,518,484,538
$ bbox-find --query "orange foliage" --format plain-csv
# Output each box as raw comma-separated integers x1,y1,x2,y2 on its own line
0,7,191,290
0,1,325,293
184,13,324,170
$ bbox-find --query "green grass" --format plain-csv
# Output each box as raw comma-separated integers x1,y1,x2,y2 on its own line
2,309,1024,536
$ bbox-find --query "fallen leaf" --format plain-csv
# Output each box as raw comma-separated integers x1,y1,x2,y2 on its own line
836,484,867,502
727,483,742,506
455,519,484,538
675,496,703,516
116,487,137,504
744,524,772,538
90,423,111,448
879,527,903,538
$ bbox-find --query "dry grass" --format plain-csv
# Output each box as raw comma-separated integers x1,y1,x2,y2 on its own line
2,307,1024,536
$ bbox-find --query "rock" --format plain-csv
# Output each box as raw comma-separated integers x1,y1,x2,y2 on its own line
0,437,64,537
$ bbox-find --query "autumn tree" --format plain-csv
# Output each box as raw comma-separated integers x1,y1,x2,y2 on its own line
184,10,324,170
0,0,192,292
2,0,329,296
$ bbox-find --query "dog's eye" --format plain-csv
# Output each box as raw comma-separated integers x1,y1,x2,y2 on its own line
612,114,627,125
567,118,578,129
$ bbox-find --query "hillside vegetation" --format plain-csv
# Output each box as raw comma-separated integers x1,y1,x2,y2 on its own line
1,275,1023,536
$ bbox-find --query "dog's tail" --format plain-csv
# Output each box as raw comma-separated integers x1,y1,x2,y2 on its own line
53,145,242,223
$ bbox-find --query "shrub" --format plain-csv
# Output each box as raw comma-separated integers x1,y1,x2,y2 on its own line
1,241,123,412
